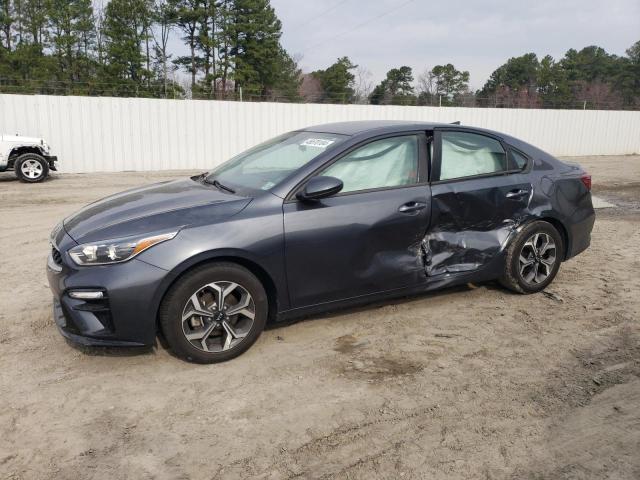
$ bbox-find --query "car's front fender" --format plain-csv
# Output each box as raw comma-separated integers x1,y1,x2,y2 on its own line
138,199,289,319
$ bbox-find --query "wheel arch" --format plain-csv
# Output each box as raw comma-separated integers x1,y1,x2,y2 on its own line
153,251,282,331
537,216,570,260
517,215,570,261
8,146,46,166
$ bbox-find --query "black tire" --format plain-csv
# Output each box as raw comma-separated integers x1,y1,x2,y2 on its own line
15,153,49,183
500,220,564,294
159,262,268,363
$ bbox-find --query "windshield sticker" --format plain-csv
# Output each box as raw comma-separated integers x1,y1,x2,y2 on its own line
300,138,335,148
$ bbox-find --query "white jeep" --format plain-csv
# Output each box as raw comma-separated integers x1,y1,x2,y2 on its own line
0,133,58,182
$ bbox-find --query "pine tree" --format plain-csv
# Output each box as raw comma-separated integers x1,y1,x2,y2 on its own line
370,66,415,105
0,0,12,50
312,57,356,103
150,0,178,97
8,0,52,88
20,0,47,47
417,64,469,106
270,47,301,101
46,0,96,90
216,0,236,96
231,0,282,98
194,0,216,95
537,55,571,108
101,0,152,96
174,0,202,90
617,41,640,107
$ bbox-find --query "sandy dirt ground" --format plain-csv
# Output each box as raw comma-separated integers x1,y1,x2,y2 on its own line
0,156,638,480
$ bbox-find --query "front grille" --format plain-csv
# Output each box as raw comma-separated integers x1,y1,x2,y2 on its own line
51,246,62,265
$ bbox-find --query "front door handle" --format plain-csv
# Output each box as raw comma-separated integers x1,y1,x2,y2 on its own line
398,201,427,213
506,189,529,199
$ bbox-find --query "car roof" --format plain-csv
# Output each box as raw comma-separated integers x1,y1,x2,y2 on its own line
297,120,551,160
299,120,510,138
300,120,446,136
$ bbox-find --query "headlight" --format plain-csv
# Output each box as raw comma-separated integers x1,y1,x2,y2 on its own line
68,231,178,266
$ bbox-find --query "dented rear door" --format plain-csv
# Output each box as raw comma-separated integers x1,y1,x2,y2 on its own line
425,129,531,275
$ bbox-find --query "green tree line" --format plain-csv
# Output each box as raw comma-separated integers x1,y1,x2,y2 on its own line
477,44,640,109
310,40,640,109
0,0,301,99
0,0,638,109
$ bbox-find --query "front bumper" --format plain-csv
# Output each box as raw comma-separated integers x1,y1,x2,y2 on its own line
52,297,147,347
45,155,58,171
47,232,171,347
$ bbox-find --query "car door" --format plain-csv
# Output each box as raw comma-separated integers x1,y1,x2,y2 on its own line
425,128,531,275
283,133,431,308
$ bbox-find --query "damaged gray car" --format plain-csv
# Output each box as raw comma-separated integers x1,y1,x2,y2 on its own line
48,121,595,363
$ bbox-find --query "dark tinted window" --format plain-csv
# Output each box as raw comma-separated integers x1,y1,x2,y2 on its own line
511,149,529,169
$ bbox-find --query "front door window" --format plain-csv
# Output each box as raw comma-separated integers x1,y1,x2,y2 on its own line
320,135,419,193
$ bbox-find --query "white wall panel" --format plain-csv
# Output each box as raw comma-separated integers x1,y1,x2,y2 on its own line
1,93,639,173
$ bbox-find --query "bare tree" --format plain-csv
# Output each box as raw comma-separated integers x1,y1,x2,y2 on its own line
150,0,176,97
417,69,436,96
94,0,106,66
353,66,373,104
299,73,323,102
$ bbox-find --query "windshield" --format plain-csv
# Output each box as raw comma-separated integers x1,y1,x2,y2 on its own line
205,131,348,191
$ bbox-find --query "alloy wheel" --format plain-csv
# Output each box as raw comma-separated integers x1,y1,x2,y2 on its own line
519,232,557,285
181,281,255,353
20,159,44,180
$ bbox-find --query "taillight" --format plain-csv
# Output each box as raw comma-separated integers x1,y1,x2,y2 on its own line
580,174,591,191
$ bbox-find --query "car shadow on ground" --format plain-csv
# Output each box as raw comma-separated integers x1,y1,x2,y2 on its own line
63,337,155,358
0,172,58,183
265,283,479,332
0,173,20,182
60,278,509,361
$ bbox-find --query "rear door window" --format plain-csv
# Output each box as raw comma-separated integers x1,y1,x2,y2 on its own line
438,131,508,181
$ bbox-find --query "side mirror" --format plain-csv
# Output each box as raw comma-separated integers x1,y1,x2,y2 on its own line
297,176,343,201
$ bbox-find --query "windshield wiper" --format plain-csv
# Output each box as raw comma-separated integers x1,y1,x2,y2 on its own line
204,177,236,194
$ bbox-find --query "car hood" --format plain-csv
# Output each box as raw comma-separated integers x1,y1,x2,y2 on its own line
63,178,252,244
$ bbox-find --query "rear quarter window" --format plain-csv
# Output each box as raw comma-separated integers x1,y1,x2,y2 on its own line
511,149,529,170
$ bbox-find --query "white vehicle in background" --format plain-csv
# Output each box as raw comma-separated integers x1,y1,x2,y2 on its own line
0,134,58,182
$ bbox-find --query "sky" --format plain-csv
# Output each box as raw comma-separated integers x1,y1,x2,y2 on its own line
269,0,640,90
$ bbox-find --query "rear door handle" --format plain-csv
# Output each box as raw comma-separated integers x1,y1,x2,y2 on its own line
506,189,529,199
398,201,427,213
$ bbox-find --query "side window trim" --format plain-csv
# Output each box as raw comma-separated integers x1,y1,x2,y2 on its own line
432,128,516,184
507,146,532,172
285,131,429,202
425,132,434,182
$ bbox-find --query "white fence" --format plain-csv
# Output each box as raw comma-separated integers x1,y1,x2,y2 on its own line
1,93,639,173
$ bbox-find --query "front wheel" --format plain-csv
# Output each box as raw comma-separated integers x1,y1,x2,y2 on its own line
15,153,49,183
159,262,268,363
500,221,564,294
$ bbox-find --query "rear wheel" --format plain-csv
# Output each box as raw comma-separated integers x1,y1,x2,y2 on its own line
159,262,268,363
15,153,49,183
500,221,563,294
